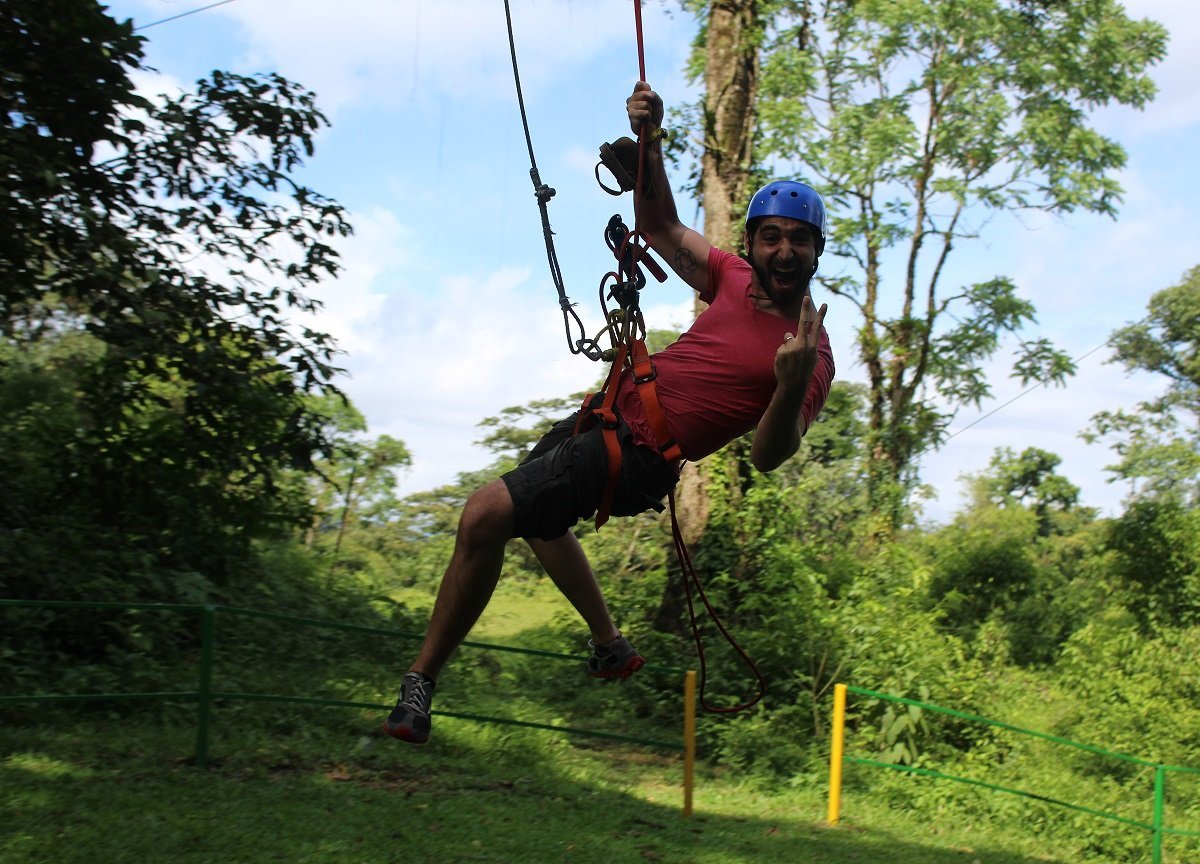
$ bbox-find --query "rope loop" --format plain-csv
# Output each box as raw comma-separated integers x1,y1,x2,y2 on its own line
670,492,768,714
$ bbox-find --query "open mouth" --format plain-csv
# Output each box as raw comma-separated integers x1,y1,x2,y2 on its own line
771,268,799,289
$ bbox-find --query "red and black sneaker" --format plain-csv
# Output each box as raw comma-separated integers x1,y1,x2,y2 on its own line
587,635,645,679
382,671,436,744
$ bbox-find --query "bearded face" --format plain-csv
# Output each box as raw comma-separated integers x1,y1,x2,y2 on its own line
745,217,818,306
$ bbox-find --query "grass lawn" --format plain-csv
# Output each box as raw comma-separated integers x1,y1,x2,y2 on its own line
1,581,1151,863
1,709,1076,864
389,574,577,644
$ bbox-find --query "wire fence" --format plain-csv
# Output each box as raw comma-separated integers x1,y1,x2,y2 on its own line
828,682,1200,864
0,599,698,813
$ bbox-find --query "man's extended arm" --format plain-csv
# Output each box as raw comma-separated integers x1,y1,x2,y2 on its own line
625,81,712,295
751,297,832,472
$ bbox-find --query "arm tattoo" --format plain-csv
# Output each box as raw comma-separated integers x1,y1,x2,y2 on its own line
673,247,698,277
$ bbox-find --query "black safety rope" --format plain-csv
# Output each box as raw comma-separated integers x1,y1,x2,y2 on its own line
502,0,603,361
670,494,767,713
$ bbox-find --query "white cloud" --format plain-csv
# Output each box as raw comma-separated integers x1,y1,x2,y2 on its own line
181,0,658,116
298,190,702,496
307,231,602,494
304,208,407,357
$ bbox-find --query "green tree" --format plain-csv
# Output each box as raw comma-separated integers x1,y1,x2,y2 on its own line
0,321,319,597
969,446,1090,537
683,0,1166,528
475,394,585,469
1058,615,1200,782
768,382,873,560
1106,500,1200,631
385,393,593,593
3,2,347,370
926,507,1040,647
0,0,352,598
1084,265,1200,505
924,446,1099,665
303,397,410,544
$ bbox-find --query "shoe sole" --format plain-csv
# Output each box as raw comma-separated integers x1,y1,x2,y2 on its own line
381,721,429,745
589,653,645,680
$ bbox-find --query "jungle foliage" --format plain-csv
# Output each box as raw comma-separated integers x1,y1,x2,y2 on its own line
0,0,402,694
676,0,1168,526
3,3,1198,861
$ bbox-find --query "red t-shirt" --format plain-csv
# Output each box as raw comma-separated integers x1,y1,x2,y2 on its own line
615,247,836,461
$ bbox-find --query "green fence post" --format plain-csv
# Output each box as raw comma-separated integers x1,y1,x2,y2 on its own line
194,605,215,769
1152,764,1165,864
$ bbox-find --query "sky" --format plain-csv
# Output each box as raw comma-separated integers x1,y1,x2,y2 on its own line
103,0,1200,524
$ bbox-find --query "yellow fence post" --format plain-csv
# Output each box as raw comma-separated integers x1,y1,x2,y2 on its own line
828,682,847,825
684,669,696,818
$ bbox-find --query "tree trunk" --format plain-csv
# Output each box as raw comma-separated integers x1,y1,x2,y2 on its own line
655,0,763,632
677,0,761,544
699,0,761,257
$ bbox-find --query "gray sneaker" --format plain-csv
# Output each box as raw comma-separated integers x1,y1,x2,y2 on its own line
587,635,645,679
383,672,436,744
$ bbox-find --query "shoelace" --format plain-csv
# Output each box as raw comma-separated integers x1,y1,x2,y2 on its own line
591,637,624,664
401,675,432,713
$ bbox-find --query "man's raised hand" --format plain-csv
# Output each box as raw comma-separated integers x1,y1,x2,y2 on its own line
775,295,828,392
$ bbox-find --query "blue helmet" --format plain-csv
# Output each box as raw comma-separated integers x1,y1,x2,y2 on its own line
745,180,827,256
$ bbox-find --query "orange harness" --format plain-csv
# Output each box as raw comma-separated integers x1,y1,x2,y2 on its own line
573,319,766,714
575,331,682,530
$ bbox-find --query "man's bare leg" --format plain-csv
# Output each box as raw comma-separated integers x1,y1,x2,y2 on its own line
409,479,515,680
528,532,620,644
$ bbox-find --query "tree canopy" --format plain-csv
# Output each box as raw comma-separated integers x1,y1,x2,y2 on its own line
679,0,1168,526
1085,265,1200,506
1,0,353,600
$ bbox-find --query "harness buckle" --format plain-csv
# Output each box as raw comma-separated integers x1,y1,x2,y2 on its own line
610,279,641,309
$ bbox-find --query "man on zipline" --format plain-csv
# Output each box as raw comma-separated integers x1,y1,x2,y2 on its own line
384,81,835,744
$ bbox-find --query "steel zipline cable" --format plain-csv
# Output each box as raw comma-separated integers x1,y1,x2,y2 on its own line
134,0,240,31
916,312,1154,462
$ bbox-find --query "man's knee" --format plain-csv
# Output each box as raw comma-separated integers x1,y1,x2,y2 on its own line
458,480,514,546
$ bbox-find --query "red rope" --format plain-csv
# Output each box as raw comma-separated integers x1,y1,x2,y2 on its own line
669,493,767,714
628,1,764,714
633,0,647,82
628,0,651,296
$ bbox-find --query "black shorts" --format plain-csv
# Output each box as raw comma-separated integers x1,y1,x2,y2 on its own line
501,408,680,541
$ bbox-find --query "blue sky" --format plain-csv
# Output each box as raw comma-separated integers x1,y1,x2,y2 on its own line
106,0,1200,523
